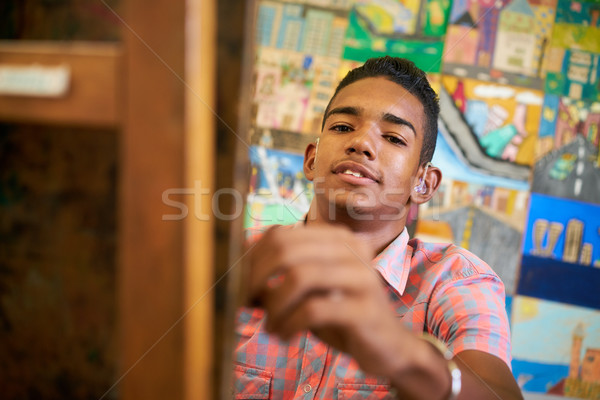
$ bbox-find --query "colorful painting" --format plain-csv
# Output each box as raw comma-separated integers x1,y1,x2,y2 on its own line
512,295,600,398
522,193,600,266
245,145,312,228
544,0,600,101
417,179,529,294
443,0,557,90
532,97,600,204
441,75,544,167
343,0,452,73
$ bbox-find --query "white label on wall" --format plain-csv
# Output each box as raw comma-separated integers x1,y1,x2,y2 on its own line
0,64,71,97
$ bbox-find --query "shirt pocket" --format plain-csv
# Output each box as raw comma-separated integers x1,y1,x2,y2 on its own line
232,363,272,399
337,382,395,400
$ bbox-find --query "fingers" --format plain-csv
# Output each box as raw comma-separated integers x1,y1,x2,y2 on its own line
244,224,371,305
268,289,355,343
263,261,372,329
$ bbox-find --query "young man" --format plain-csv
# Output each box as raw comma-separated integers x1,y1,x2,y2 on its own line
234,57,523,400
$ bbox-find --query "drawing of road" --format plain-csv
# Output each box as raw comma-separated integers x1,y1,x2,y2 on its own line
531,135,600,204
438,86,531,181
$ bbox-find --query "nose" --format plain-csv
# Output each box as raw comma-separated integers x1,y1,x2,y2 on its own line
346,127,376,160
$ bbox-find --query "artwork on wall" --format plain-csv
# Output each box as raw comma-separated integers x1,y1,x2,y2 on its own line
532,99,600,205
443,0,557,89
417,179,528,294
441,75,544,167
522,193,600,266
343,0,452,73
245,145,312,228
511,295,600,397
543,0,600,101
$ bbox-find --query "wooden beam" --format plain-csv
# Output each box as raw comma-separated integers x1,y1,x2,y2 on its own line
0,41,121,127
184,0,216,399
119,0,216,398
119,0,186,399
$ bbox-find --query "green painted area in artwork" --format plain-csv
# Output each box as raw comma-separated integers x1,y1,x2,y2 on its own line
343,10,444,73
244,203,303,229
551,23,600,53
422,0,452,37
546,72,600,102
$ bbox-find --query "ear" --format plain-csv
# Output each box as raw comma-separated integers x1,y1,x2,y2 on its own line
303,141,317,181
410,163,442,205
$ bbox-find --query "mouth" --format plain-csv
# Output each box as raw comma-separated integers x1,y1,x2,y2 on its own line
332,161,381,183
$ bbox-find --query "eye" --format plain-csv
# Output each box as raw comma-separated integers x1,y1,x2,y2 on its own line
330,124,353,133
385,135,406,146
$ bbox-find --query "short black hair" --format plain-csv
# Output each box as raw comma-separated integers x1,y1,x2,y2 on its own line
321,56,439,164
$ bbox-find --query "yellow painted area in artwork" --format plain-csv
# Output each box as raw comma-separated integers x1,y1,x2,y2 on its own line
356,4,395,33
441,75,543,165
514,296,539,323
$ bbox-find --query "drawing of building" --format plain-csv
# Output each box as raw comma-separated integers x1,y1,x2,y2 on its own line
570,323,585,379
301,8,334,56
563,218,584,263
529,1,555,78
327,16,348,58
581,349,600,382
554,99,579,149
276,4,305,51
564,323,600,397
449,0,469,23
583,110,600,147
580,243,593,265
302,58,339,133
492,0,537,75
444,10,479,65
561,50,600,101
257,1,284,48
475,2,501,68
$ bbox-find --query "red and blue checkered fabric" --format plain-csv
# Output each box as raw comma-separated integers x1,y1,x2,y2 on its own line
233,226,511,399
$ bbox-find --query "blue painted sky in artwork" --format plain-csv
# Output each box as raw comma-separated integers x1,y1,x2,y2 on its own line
522,193,600,261
512,295,600,365
432,131,530,191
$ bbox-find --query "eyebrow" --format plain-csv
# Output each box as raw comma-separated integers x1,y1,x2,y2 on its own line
324,106,416,136
381,112,416,136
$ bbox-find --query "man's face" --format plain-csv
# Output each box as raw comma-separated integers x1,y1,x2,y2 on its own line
304,76,426,222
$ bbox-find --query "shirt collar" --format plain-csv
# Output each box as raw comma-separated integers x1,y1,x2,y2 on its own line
372,227,412,297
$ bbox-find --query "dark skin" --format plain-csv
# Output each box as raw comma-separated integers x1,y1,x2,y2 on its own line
244,77,523,400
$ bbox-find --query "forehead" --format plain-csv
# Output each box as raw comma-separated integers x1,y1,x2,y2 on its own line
328,77,425,131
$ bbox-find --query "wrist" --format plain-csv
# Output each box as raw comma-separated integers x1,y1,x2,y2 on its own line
387,333,460,400
419,333,462,400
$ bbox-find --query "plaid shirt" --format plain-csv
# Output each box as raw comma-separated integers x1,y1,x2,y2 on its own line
234,226,511,399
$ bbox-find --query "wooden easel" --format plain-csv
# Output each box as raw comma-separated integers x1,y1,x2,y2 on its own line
0,1,217,398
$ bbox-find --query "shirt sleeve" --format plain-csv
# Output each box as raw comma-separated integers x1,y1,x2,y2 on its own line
426,265,512,369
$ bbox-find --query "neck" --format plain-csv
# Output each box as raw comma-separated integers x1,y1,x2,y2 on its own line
305,203,407,258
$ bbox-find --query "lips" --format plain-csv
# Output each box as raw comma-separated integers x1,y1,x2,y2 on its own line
332,161,381,183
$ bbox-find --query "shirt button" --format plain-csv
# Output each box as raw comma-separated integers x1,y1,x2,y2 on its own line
303,384,312,393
